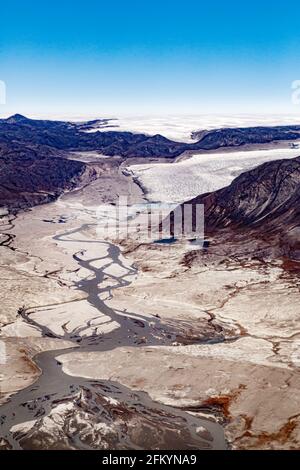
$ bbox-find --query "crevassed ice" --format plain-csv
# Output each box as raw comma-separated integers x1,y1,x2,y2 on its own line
128,148,300,204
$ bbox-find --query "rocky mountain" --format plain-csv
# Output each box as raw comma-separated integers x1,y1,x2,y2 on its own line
0,142,97,211
75,118,118,131
180,156,300,261
2,115,300,158
0,114,187,158
191,125,300,149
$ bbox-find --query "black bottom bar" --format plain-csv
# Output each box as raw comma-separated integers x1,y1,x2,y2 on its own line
0,450,299,467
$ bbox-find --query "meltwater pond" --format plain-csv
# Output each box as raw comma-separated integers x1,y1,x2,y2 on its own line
153,237,209,248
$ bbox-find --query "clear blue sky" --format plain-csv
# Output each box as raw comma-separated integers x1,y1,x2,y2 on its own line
1,0,300,116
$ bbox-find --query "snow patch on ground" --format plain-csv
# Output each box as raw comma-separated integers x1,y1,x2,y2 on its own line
11,419,36,434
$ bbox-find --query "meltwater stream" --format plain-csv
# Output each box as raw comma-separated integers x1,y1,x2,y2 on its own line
0,224,227,450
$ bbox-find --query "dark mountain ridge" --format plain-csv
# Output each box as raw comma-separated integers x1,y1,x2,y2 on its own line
0,115,187,158
0,141,97,211
2,115,300,158
191,125,300,149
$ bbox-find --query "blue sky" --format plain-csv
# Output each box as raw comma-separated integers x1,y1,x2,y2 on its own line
1,0,300,116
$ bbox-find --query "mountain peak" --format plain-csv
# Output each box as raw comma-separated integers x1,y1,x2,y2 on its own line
6,114,30,123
